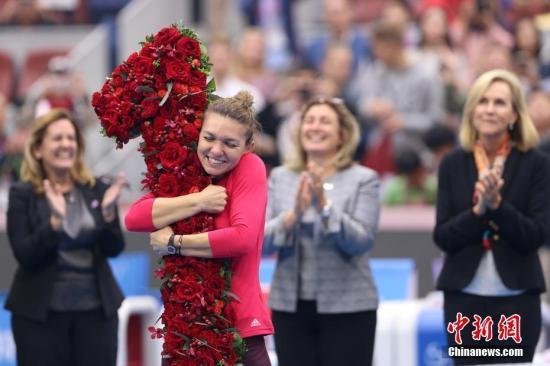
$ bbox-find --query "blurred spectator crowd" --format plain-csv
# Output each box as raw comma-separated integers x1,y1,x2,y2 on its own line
2,0,550,206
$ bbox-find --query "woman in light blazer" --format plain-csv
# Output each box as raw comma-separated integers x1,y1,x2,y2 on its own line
264,97,380,366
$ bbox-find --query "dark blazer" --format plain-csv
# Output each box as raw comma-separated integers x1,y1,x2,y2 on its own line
434,147,550,293
5,180,125,322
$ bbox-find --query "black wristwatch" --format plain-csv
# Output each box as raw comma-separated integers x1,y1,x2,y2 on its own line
167,234,177,255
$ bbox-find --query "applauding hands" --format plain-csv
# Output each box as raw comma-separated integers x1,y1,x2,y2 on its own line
101,172,126,222
473,168,504,215
283,162,331,229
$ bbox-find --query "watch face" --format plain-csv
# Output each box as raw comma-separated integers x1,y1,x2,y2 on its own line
167,244,176,255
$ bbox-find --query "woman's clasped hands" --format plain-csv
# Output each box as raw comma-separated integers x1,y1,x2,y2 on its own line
473,168,504,215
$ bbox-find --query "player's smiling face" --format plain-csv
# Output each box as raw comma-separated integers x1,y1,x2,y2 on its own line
197,112,249,177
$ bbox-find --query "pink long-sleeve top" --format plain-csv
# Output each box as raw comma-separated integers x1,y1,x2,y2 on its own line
125,152,274,338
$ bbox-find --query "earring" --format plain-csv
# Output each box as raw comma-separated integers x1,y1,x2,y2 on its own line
509,122,515,131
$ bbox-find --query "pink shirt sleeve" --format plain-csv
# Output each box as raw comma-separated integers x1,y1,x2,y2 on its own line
124,192,157,232
208,153,267,257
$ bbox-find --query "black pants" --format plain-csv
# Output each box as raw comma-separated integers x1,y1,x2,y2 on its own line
272,301,377,366
243,335,272,366
444,291,541,365
12,309,118,366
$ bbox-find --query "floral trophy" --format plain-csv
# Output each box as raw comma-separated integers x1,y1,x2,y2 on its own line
92,24,245,365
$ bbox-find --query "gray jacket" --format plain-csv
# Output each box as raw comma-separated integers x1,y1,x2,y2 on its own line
264,164,380,313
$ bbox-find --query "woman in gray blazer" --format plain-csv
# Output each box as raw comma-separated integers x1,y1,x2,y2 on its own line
264,97,380,366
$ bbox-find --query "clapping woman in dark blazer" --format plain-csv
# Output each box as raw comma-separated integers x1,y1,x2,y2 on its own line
5,109,126,366
434,69,550,365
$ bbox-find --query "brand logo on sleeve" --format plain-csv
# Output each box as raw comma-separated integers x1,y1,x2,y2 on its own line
250,318,262,327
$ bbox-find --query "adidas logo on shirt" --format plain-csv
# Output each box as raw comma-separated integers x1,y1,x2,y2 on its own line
250,318,261,327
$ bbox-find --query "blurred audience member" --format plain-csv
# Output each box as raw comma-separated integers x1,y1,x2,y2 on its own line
317,42,354,102
236,27,280,104
20,56,94,129
528,90,550,154
351,21,444,176
417,5,468,126
475,42,514,78
511,17,549,94
209,35,266,112
383,148,437,206
380,0,420,47
316,42,367,158
0,0,62,25
423,124,458,173
236,27,282,168
350,0,389,24
209,35,276,166
450,0,513,86
502,0,550,27
304,0,369,73
0,93,28,182
239,0,298,63
417,0,465,25
276,66,318,163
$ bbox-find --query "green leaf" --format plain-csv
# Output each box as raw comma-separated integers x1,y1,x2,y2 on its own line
222,290,241,302
136,85,155,94
159,82,173,107
143,150,159,158
206,78,216,93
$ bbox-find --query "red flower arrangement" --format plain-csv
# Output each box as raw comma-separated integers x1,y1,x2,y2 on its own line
91,24,245,365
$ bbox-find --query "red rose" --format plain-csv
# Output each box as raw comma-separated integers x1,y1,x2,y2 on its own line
154,26,181,46
113,62,129,75
112,73,125,88
133,56,154,77
152,116,167,134
101,108,120,127
159,98,179,118
91,92,102,108
122,81,141,101
188,69,206,87
120,115,134,129
176,37,201,58
145,156,160,173
158,173,180,197
141,98,159,118
100,83,111,95
165,59,191,81
173,82,189,96
140,44,157,58
173,280,203,302
182,123,199,142
126,51,139,65
159,142,188,169
188,92,207,111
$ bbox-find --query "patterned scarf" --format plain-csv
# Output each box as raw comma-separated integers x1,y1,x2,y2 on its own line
472,135,510,250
